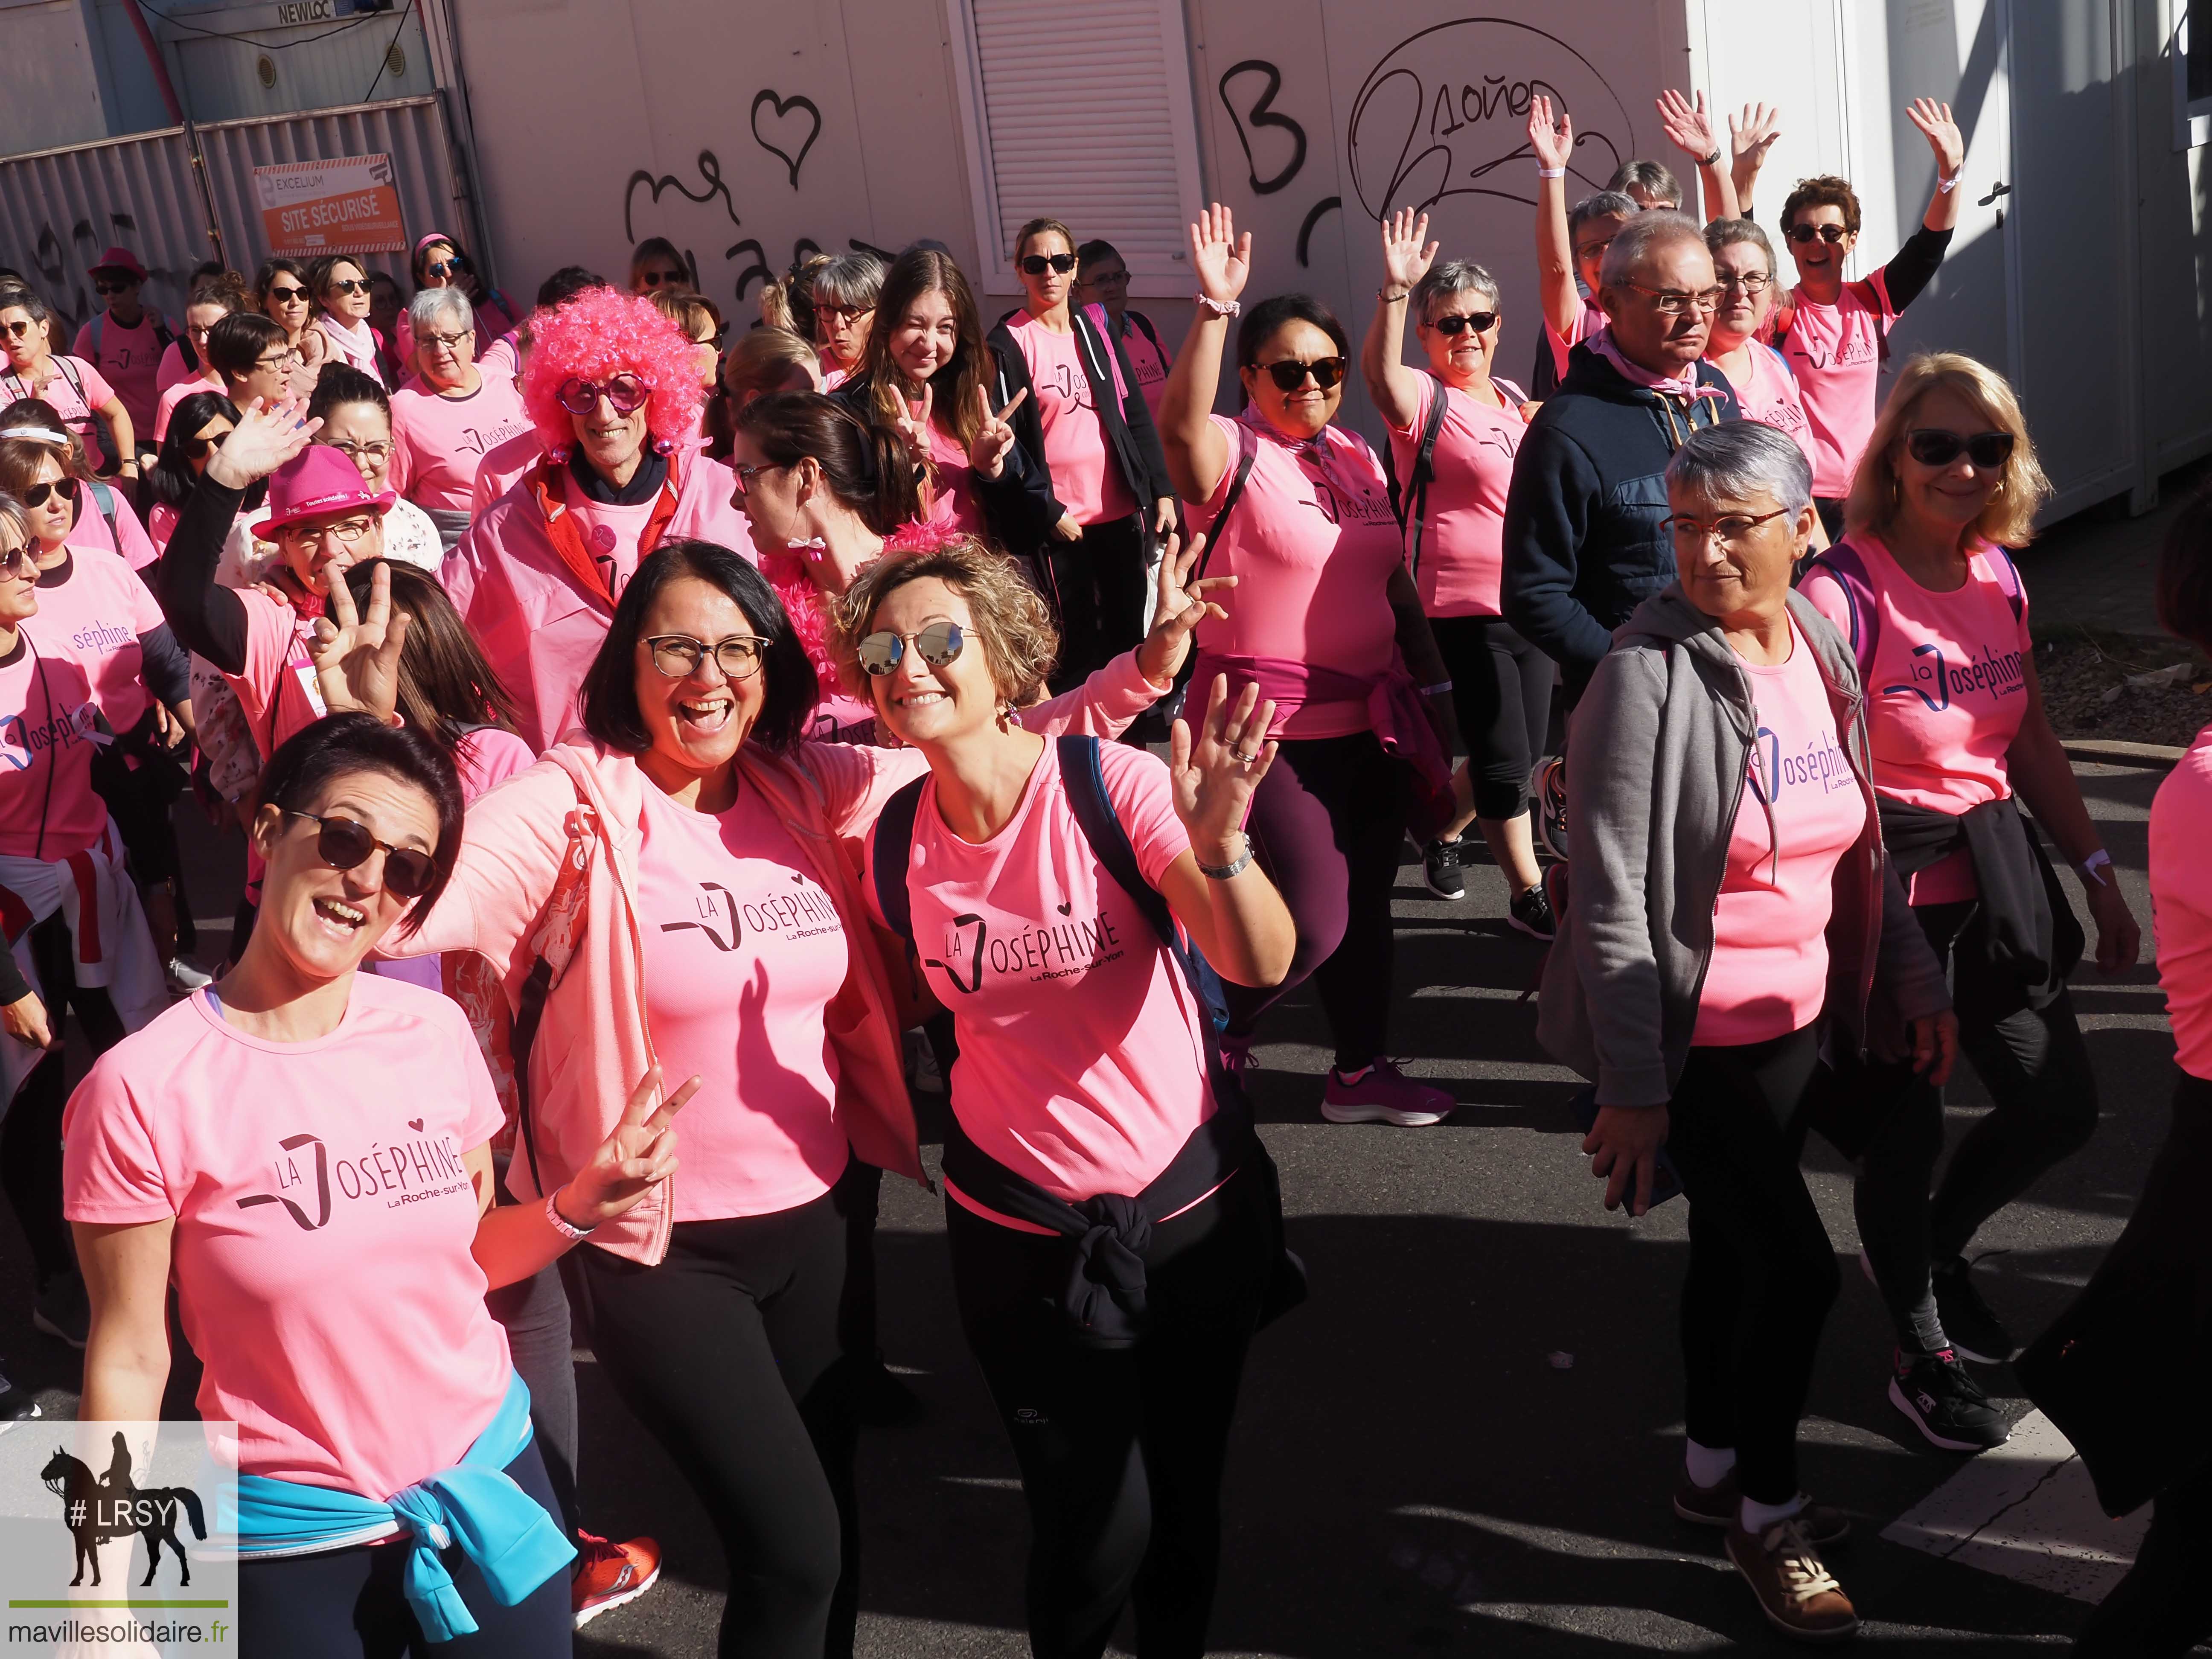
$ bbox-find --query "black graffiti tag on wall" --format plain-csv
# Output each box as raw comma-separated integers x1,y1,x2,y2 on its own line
624,150,744,244
1345,20,1632,221
1218,60,1308,196
751,91,821,190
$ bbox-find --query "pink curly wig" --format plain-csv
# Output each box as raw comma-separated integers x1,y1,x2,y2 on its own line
520,288,705,457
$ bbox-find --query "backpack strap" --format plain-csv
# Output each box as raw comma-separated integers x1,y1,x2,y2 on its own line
870,774,928,966
1394,375,1451,582
1802,540,1882,690
1848,277,1892,370
88,314,102,358
1195,421,1257,580
1129,309,1164,355
87,478,119,550
1987,544,2026,626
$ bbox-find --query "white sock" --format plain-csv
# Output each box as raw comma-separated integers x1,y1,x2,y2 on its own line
1739,1492,1805,1533
1683,1440,1737,1490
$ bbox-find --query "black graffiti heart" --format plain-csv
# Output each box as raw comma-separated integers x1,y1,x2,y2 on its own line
751,90,822,191
1218,60,1308,196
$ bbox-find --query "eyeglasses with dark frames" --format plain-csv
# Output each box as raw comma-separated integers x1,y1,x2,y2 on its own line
283,810,436,897
645,634,768,681
1786,223,1850,246
1258,356,1348,393
1625,282,1725,316
22,479,80,510
1904,429,2016,469
1019,253,1078,276
1662,507,1793,543
328,278,371,296
1428,312,1499,336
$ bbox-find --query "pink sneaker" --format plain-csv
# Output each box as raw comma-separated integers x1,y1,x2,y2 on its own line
1321,1058,1455,1126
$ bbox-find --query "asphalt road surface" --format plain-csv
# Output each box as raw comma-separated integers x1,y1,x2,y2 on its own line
0,758,2181,1655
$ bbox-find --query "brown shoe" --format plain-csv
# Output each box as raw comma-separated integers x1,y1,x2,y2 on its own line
1674,1471,1852,1548
1726,1517,1860,1642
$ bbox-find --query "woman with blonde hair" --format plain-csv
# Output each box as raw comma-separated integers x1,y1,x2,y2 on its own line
1799,352,2139,1452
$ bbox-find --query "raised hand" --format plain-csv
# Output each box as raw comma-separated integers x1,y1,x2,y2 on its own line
310,558,408,722
557,1064,698,1228
967,383,1028,478
205,395,321,490
1656,89,1717,160
1728,101,1784,172
1170,674,1276,859
1380,208,1438,295
1906,97,1964,177
1527,94,1574,173
1137,530,1235,687
1189,204,1252,306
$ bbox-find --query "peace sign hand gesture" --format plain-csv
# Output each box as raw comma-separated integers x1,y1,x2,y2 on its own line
1380,209,1438,295
556,1065,699,1229
1189,204,1252,306
967,383,1028,479
1527,94,1574,173
1136,530,1234,689
1171,674,1276,860
205,395,322,492
894,383,934,461
310,557,408,723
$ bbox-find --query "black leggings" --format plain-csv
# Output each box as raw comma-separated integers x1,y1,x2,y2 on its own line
1428,614,1551,822
235,1441,571,1657
946,1164,1276,1659
573,1179,860,1659
1840,900,2097,1351
1665,1025,1835,1505
3,911,125,1288
1220,731,1404,1070
1044,515,1148,686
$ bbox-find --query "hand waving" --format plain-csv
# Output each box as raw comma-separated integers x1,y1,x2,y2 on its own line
1728,101,1784,174
1380,209,1438,295
310,559,408,722
204,395,321,492
1136,530,1235,688
557,1065,698,1229
1656,90,1717,161
1189,204,1252,306
966,383,1028,479
1170,674,1276,859
1527,94,1574,174
1906,97,1964,178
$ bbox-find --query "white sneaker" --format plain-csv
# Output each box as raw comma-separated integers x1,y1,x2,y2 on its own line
166,957,214,995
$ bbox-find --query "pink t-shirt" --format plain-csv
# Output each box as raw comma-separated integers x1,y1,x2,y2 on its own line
1005,312,1138,527
862,740,1210,1221
2,355,116,452
1387,374,1529,618
1799,534,2031,903
33,545,166,732
231,586,330,762
455,725,535,799
152,370,222,443
1774,273,1898,497
1544,296,1607,381
1193,413,1403,739
146,501,179,557
637,781,853,1220
1116,314,1171,422
388,373,534,512
1714,343,1815,469
0,626,105,859
2152,723,2212,1080
72,313,171,434
63,978,513,1499
1694,619,1869,1045
559,475,658,599
920,423,985,534
821,362,852,393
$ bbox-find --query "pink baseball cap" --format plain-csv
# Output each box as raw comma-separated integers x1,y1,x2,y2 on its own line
89,247,148,282
262,446,395,537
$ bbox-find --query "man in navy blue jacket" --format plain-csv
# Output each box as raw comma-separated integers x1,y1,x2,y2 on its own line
1502,214,1740,701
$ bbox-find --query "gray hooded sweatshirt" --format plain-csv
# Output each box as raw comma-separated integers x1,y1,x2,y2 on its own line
1537,584,1950,1107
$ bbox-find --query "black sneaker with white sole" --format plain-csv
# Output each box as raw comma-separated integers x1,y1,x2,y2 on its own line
1508,882,1555,940
1888,1348,2009,1452
1422,837,1467,899
1932,1254,2019,1364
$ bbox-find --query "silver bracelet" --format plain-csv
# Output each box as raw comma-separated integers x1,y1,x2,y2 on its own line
1196,833,1254,880
545,1190,597,1241
1194,294,1241,317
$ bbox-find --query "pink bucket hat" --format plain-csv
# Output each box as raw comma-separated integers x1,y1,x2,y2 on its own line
89,247,148,282
262,446,395,537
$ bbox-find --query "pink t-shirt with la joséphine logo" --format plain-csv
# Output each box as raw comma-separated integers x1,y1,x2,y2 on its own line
1004,312,1137,527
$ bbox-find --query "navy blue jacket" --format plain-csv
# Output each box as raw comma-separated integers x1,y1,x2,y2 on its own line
1500,343,1740,697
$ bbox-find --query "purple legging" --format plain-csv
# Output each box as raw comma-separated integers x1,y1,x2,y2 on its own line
1220,731,1404,1071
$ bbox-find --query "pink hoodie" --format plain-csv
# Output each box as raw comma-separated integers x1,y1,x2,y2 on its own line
443,451,751,750
390,655,1165,1265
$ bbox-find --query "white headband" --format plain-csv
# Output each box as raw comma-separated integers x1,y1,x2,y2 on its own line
0,425,68,446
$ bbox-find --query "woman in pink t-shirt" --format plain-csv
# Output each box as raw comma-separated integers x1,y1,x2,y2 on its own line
255,257,327,398
1362,210,1550,931
1702,220,1818,478
388,287,533,549
1559,421,1952,1639
408,231,518,357
809,252,884,394
67,711,687,1654
142,390,242,556
0,400,160,571
1798,353,2139,1447
0,290,134,480
309,256,385,388
151,277,244,442
1074,238,1175,421
989,218,1176,684
840,538,1292,1659
1159,204,1461,1129
306,366,446,574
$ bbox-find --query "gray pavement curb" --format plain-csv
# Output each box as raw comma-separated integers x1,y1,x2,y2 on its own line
2060,738,2184,768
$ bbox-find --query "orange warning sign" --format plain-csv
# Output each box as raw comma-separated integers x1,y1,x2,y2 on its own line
254,154,406,256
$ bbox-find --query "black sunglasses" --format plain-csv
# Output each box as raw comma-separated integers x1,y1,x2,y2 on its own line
94,280,137,296
857,621,965,677
1905,429,2016,469
180,430,229,460
328,278,371,296
1430,312,1498,336
1019,253,1078,276
1258,356,1347,393
1786,223,1849,246
266,284,308,304
23,478,80,509
426,253,471,279
284,810,436,898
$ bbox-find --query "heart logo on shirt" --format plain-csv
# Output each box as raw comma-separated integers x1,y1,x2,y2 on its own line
792,872,806,882
1057,902,1072,915
408,1118,425,1132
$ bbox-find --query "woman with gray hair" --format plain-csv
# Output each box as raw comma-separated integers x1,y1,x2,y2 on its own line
388,285,533,549
1542,418,1953,1641
810,251,885,391
1362,209,1549,931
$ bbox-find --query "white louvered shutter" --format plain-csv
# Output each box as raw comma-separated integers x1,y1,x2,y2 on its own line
947,0,1203,291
